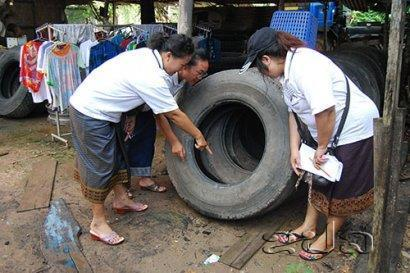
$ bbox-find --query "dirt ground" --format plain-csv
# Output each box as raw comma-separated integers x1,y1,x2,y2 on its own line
0,115,409,273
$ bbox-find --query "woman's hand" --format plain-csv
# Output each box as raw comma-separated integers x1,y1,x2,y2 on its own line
124,115,136,141
171,140,186,160
313,146,328,169
195,135,213,155
290,149,301,176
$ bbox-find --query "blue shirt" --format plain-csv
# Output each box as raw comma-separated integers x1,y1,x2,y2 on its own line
89,40,123,73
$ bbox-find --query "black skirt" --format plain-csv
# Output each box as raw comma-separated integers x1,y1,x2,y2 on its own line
311,137,374,217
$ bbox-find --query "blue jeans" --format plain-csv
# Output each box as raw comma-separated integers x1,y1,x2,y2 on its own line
125,110,156,177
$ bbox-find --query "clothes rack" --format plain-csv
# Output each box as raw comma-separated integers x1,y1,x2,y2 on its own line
35,24,71,147
163,24,178,34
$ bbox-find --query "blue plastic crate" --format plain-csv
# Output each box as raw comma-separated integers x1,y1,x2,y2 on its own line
270,11,318,49
309,2,336,28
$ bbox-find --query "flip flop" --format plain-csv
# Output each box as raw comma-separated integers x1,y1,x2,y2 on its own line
299,240,334,261
262,245,296,255
140,183,167,193
90,230,124,246
299,248,334,261
113,203,148,214
126,189,133,199
264,230,316,245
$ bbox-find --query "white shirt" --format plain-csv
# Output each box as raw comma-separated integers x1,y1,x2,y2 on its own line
141,72,185,112
69,48,179,123
282,47,379,146
79,39,98,75
21,41,53,104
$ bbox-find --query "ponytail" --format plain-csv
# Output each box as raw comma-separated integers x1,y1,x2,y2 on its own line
255,31,305,74
148,32,194,58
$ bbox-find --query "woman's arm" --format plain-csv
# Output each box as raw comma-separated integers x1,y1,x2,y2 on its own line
314,106,336,168
164,109,212,154
156,114,179,144
289,113,301,153
156,114,186,159
289,113,302,175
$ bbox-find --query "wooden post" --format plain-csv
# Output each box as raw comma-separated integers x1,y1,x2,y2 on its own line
140,0,156,24
368,0,407,272
382,0,406,126
112,1,116,25
177,0,193,37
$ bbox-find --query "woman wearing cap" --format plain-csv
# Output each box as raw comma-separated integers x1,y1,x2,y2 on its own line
69,34,211,246
241,27,379,261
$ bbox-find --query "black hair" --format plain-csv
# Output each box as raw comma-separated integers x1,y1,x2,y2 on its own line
148,32,194,58
255,31,305,74
187,48,209,67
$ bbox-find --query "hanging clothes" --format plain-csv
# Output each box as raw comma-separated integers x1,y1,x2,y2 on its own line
89,40,123,73
32,41,53,104
52,24,95,44
19,40,44,93
44,44,82,111
119,37,133,51
110,34,124,46
79,39,99,76
136,32,149,45
135,24,165,36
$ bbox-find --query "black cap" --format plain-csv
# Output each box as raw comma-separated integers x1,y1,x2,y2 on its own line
239,27,278,74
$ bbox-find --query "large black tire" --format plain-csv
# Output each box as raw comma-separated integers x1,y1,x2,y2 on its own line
335,47,386,99
165,68,296,220
0,47,35,118
326,52,381,110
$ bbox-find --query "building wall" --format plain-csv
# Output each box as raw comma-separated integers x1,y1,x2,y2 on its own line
5,0,67,39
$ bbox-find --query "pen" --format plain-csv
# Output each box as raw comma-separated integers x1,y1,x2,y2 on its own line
309,158,331,177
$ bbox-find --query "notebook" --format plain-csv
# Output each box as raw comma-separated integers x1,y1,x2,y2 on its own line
299,143,343,182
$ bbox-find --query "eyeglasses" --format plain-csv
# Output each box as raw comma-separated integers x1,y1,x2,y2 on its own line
196,71,208,79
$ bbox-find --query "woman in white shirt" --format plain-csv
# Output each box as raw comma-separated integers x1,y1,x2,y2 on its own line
69,34,210,246
240,27,379,261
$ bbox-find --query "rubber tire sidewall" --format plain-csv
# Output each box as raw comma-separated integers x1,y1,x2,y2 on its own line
0,46,35,118
166,68,295,220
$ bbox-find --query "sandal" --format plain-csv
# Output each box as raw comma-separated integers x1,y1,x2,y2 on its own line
262,245,296,255
264,230,316,245
126,189,133,198
299,240,334,261
113,202,148,214
90,230,124,246
140,183,167,193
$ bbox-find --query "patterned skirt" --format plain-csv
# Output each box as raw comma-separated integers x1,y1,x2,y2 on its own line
69,107,128,204
311,137,374,217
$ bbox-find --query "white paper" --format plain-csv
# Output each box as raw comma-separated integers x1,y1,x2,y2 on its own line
203,254,220,265
299,143,343,182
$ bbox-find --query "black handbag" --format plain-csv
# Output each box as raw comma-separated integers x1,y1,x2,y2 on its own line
293,74,351,188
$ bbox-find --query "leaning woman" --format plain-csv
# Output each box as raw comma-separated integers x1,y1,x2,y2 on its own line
69,34,210,245
240,27,379,260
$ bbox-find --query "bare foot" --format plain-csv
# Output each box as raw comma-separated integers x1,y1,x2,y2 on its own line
276,224,316,244
112,194,148,212
90,218,113,236
90,220,124,245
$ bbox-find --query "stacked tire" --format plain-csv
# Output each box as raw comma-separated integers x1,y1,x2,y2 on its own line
166,68,295,220
326,46,387,111
0,47,35,118
166,46,386,220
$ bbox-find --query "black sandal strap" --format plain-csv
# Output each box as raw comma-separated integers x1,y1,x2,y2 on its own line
301,239,334,255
